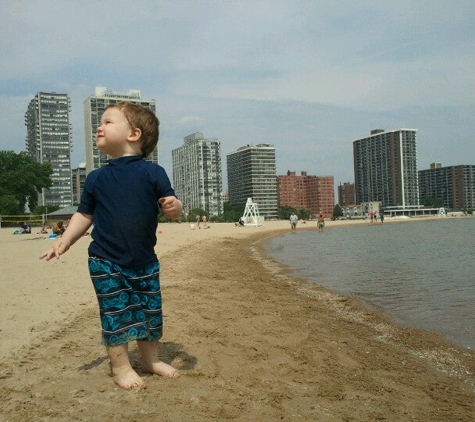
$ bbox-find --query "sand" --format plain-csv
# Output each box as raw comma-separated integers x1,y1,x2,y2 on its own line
0,218,474,421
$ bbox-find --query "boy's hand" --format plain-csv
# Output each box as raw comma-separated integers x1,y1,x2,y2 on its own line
39,239,71,261
159,196,183,219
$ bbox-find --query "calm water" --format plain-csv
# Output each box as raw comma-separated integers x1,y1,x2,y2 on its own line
265,218,475,350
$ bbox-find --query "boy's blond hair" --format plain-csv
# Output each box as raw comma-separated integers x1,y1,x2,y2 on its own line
105,102,159,158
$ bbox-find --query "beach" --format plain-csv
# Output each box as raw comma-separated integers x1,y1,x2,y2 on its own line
1,218,474,421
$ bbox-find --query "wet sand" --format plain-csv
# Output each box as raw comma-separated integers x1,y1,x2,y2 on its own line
0,218,474,421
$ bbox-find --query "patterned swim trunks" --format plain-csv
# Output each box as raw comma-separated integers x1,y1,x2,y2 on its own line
88,258,163,346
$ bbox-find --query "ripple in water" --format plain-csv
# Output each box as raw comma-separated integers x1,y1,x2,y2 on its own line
265,218,475,350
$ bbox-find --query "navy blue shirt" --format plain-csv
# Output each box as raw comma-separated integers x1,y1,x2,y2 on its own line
77,156,176,268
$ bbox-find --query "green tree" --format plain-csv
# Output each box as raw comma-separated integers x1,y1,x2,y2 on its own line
333,204,343,219
420,197,443,208
33,205,61,215
0,151,53,214
187,208,207,223
298,208,313,220
223,202,245,222
278,205,297,220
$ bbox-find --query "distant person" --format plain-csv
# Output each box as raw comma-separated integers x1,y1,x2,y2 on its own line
370,212,374,223
317,214,325,232
21,222,31,234
37,226,48,234
40,101,183,390
235,217,244,227
196,214,200,229
380,213,385,224
52,221,65,236
290,213,298,230
374,212,378,222
201,214,208,229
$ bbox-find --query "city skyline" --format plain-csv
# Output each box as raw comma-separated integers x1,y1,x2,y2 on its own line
1,2,474,189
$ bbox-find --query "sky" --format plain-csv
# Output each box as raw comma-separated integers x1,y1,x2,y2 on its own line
1,0,474,191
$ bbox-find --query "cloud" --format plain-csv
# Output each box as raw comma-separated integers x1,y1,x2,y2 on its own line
1,0,474,190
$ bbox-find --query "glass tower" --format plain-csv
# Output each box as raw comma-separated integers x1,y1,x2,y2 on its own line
25,92,73,207
227,144,278,219
172,132,223,216
353,129,419,208
84,87,158,174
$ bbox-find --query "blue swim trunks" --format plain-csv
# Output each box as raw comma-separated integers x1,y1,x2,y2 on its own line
88,258,163,346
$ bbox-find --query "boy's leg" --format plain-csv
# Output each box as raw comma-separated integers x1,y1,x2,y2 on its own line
137,340,180,378
107,343,147,389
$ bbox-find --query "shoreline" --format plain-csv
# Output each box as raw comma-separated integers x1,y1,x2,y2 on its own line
1,216,474,420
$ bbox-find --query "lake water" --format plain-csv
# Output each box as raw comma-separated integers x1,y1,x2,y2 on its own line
264,218,475,350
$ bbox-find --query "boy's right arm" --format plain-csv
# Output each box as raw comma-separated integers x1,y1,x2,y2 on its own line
40,212,93,261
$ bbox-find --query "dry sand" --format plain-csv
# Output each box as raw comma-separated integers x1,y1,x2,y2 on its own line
0,218,474,421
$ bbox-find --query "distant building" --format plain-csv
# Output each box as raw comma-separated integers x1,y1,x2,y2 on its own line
278,171,334,218
419,164,475,211
83,87,158,174
172,132,223,216
25,92,73,207
72,163,87,204
353,129,419,208
338,182,355,207
278,171,316,212
227,144,278,219
316,176,335,218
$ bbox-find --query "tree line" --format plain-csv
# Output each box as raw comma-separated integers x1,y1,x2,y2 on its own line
1,150,350,220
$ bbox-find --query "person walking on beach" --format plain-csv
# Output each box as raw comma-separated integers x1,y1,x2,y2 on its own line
40,102,183,390
317,214,325,232
290,213,298,230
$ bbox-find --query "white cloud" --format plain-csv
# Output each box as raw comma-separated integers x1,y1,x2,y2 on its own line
1,0,474,187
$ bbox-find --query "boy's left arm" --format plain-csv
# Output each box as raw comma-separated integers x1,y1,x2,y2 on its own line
159,196,183,219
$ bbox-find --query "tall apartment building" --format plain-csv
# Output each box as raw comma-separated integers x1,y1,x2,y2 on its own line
338,182,356,206
316,176,335,218
353,129,419,208
278,171,335,218
172,132,223,216
84,87,158,174
72,163,87,204
227,144,278,219
419,163,475,211
25,92,73,207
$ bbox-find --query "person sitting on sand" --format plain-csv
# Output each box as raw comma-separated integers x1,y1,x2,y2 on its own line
21,222,31,234
235,217,244,227
52,221,66,236
37,226,48,234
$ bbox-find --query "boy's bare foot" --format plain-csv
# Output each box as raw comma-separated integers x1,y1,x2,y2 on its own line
112,366,147,390
142,361,180,378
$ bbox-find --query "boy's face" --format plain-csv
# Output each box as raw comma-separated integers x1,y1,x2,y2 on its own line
96,108,134,157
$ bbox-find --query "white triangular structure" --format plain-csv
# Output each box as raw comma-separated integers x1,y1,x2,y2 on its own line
242,198,263,226
438,207,446,217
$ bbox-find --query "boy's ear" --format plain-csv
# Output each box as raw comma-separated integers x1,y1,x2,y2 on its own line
128,128,142,142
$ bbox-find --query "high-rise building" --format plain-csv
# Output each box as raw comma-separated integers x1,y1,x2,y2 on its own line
84,87,158,174
172,132,223,216
316,176,335,218
72,163,87,204
25,92,73,207
278,171,335,218
338,182,356,206
227,144,278,219
419,164,475,211
353,129,419,208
